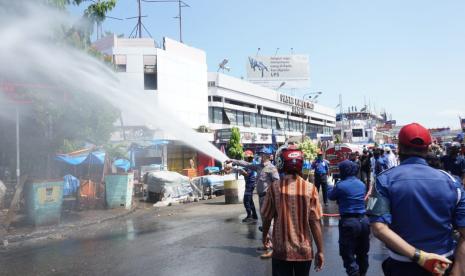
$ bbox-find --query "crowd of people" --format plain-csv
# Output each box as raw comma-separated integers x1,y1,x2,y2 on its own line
226,122,465,276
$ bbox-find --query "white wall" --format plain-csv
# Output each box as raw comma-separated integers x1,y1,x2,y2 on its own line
94,36,208,130
157,38,208,129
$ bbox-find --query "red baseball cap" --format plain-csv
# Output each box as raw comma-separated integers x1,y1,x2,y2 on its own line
244,150,254,157
398,123,432,149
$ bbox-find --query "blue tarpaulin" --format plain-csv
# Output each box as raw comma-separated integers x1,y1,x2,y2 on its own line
113,159,131,172
63,174,80,196
204,166,220,174
55,151,105,166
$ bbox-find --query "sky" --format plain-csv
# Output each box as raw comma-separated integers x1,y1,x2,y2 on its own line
71,0,465,128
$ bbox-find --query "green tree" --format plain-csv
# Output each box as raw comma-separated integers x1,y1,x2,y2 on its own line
84,0,117,25
103,143,128,162
45,0,118,46
298,138,319,162
227,127,244,160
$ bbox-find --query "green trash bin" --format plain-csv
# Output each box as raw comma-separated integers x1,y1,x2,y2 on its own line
105,173,134,209
26,180,64,226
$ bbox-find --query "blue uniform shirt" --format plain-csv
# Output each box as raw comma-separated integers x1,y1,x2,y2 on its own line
312,159,329,175
244,168,257,195
369,156,465,255
328,176,366,215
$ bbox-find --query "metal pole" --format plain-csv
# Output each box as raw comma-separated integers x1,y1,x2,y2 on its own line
138,0,142,38
15,106,20,188
302,113,305,143
178,0,182,42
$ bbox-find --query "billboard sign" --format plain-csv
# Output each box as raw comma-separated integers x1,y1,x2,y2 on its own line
246,55,309,89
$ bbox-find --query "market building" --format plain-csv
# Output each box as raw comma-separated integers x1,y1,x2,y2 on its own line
93,35,336,175
208,72,335,148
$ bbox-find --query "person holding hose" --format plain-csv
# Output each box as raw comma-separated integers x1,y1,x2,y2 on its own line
226,146,279,258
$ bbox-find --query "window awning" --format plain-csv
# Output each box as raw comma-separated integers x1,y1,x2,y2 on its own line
224,109,236,125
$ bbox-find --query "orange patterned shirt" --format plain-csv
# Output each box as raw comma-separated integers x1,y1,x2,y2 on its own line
261,175,322,261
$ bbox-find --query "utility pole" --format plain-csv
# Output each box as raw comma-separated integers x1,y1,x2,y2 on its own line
15,106,20,189
138,0,142,38
178,0,183,42
143,0,190,42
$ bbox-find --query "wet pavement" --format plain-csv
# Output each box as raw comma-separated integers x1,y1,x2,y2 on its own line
0,196,388,276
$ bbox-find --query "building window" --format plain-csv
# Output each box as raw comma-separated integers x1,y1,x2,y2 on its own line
208,107,214,123
261,115,270,129
114,55,127,72
208,81,216,87
143,55,157,90
250,113,257,127
213,107,223,124
237,111,244,126
271,117,277,129
212,96,222,102
243,112,251,127
353,129,364,137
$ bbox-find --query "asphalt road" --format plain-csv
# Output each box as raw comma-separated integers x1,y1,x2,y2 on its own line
0,196,388,276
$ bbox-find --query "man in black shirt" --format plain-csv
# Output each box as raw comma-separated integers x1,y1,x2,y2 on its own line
359,149,372,195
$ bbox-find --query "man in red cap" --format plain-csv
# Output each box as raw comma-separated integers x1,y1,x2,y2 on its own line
368,123,465,275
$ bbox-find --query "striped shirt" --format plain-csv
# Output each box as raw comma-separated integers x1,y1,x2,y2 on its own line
261,175,322,261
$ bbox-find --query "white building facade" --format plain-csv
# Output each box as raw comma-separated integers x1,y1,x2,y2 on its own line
94,36,209,132
208,73,336,146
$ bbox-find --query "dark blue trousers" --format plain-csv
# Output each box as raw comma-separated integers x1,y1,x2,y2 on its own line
382,257,454,276
314,174,328,204
243,193,257,218
339,216,370,276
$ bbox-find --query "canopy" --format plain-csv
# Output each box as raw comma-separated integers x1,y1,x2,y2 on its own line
113,159,131,172
55,151,105,166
